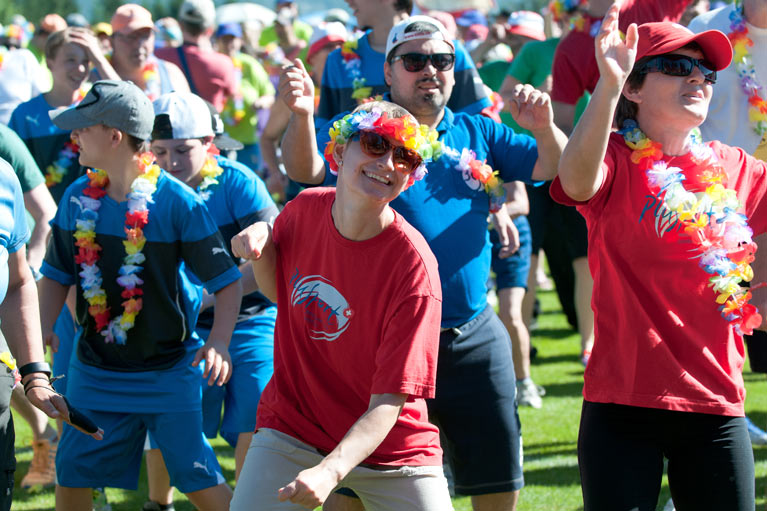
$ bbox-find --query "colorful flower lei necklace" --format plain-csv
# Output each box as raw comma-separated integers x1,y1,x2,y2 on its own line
223,54,246,126
73,153,161,344
326,106,507,211
45,87,89,188
548,0,586,22
197,148,224,201
728,0,767,137
108,54,162,101
620,119,762,335
341,37,373,103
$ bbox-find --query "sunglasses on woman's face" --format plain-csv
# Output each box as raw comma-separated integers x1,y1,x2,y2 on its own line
639,54,717,84
353,131,423,174
389,52,456,72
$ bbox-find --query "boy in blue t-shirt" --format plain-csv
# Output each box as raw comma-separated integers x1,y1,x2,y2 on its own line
141,91,279,510
39,80,242,511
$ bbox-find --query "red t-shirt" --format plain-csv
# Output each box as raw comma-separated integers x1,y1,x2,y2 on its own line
256,188,444,466
551,0,691,105
156,44,236,112
551,134,767,416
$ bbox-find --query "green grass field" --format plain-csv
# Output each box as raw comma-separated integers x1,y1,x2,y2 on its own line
10,288,767,510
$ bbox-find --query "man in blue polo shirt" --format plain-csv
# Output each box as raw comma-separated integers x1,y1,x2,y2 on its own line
315,1,490,129
280,15,566,511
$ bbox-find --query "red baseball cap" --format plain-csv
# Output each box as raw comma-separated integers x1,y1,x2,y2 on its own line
635,22,732,71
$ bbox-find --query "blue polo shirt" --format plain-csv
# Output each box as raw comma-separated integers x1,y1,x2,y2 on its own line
0,158,30,308
316,33,491,129
318,106,538,327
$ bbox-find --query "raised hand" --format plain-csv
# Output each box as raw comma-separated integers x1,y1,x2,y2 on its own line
595,1,639,91
278,59,315,116
509,83,553,134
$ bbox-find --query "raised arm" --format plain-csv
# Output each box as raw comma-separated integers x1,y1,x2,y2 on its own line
68,28,120,82
277,392,408,507
231,222,278,303
508,83,568,181
279,59,326,185
558,3,638,201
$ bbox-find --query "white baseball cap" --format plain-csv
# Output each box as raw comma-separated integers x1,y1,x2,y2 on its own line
152,92,213,140
385,15,455,61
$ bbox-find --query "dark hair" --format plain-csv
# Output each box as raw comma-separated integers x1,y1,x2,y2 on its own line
393,0,413,14
126,135,150,153
614,42,704,130
179,20,205,37
386,20,440,62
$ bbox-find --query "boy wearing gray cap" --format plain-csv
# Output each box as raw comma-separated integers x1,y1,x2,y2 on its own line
38,80,241,511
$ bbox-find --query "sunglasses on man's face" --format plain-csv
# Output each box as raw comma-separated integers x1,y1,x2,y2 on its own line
390,52,456,72
639,54,717,84
353,131,423,175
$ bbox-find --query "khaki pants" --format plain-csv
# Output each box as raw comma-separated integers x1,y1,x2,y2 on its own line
230,428,453,511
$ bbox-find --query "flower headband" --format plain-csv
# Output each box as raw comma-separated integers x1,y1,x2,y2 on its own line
324,106,442,183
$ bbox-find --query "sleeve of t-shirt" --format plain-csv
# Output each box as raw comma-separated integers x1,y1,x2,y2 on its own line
551,35,588,105
0,125,44,193
225,162,280,229
508,43,534,83
370,293,441,399
550,136,616,211
713,142,767,236
178,194,242,293
447,39,492,115
41,184,78,285
316,48,345,130
0,160,30,254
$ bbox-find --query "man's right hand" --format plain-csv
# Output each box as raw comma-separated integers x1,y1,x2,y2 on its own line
278,59,315,116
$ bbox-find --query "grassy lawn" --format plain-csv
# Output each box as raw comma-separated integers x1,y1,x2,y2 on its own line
11,288,767,510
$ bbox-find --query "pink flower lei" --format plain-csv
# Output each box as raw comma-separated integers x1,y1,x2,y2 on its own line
620,120,762,335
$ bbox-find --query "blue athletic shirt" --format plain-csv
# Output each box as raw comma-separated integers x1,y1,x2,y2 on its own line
41,171,241,412
316,33,491,129
319,106,539,327
192,155,279,331
9,94,85,204
0,158,30,307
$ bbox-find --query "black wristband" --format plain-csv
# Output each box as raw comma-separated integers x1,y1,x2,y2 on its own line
19,362,52,378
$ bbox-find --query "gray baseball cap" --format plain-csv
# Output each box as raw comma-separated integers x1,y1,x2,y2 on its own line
49,80,154,140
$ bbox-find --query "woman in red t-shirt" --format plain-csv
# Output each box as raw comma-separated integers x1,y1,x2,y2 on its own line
552,5,767,511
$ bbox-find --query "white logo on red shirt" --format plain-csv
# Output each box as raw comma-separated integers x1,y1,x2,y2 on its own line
289,268,352,342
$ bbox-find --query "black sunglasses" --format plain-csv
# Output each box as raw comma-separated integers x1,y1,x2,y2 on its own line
390,52,456,72
353,131,423,174
639,54,717,84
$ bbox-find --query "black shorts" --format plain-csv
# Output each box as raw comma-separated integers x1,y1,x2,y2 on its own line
579,400,754,511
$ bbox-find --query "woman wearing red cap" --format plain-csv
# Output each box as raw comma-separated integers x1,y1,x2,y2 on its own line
551,3,767,510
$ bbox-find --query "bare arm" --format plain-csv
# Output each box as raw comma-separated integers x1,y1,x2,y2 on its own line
193,279,241,386
261,98,291,178
5,249,102,439
558,3,638,202
37,276,69,353
231,222,278,303
278,393,408,507
22,183,56,271
279,59,326,185
68,28,120,81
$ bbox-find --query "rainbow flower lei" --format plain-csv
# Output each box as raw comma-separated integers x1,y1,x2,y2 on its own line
728,0,767,137
324,107,439,184
621,120,762,335
45,87,89,188
223,54,246,126
548,0,586,22
197,149,224,201
73,153,161,344
341,38,373,103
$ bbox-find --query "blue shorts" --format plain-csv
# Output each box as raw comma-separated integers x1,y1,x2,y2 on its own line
51,307,76,394
56,409,225,492
428,304,524,495
201,312,275,447
490,216,532,291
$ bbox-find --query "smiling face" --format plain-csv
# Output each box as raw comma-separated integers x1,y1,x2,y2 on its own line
384,38,455,123
47,42,90,93
150,137,212,187
629,47,713,135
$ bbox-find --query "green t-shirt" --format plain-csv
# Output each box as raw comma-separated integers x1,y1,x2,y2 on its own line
222,52,276,145
258,20,312,66
0,124,45,193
